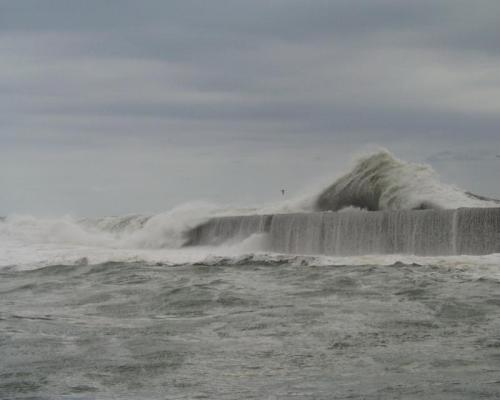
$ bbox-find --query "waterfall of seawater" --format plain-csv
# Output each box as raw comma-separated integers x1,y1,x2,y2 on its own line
186,208,500,256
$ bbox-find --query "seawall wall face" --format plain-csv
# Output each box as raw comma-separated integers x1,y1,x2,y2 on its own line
186,208,500,256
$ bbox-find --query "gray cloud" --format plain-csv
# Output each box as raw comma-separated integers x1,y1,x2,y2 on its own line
1,0,500,215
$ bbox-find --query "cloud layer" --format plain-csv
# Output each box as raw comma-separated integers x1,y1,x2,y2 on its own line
1,1,500,215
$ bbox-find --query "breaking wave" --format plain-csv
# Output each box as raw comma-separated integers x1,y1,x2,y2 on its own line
1,149,499,270
315,150,499,211
1,203,222,250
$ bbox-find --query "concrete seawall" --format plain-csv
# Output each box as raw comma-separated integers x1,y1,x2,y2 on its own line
186,208,500,256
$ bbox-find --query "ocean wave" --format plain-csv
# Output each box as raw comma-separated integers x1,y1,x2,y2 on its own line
315,150,499,211
3,246,500,275
2,149,499,269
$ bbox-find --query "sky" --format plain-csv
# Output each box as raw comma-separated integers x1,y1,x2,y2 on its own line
1,0,500,216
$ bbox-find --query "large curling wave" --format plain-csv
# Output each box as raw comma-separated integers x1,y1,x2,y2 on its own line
315,150,499,211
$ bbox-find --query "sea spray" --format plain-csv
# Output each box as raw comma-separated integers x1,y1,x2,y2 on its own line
315,150,499,211
2,150,499,268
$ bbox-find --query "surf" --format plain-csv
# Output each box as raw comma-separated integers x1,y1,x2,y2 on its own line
2,150,499,269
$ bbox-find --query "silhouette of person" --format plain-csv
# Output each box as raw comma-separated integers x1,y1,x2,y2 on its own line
281,189,285,196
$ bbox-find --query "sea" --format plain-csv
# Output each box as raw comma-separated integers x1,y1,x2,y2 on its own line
2,151,500,399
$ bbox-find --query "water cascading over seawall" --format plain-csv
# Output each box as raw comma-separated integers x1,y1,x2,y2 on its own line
186,208,500,256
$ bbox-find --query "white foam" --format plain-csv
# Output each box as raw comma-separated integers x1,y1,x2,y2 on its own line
316,150,499,211
2,150,499,271
2,225,499,274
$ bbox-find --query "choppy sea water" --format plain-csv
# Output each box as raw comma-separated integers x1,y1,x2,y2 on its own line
2,260,500,399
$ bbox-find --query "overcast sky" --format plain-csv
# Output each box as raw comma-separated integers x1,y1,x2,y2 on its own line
1,0,500,216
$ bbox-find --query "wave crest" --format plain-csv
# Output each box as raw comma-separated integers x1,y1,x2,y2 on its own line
315,150,499,211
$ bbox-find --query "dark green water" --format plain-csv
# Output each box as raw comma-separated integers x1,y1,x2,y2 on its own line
2,261,500,399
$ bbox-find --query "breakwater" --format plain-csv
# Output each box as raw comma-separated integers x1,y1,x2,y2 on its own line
186,208,500,256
